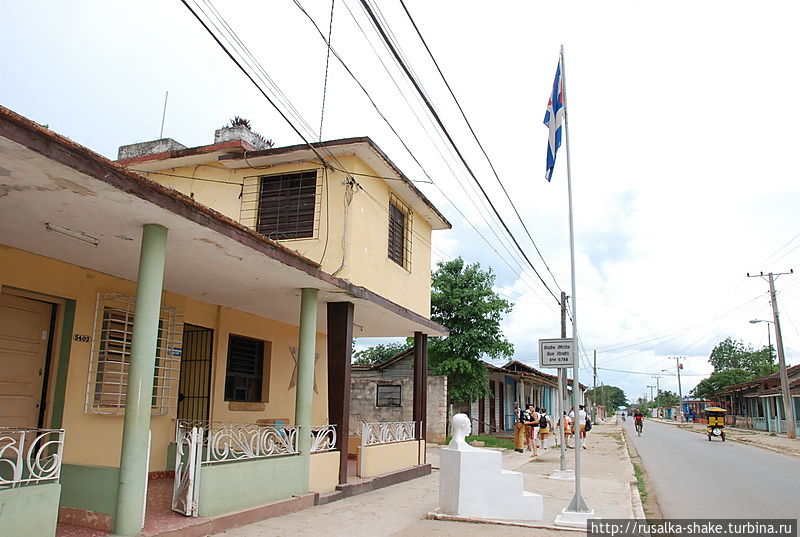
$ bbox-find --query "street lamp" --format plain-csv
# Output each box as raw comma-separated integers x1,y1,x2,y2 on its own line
749,319,773,350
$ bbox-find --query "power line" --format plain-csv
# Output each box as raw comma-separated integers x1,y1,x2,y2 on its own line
397,0,563,296
357,0,560,306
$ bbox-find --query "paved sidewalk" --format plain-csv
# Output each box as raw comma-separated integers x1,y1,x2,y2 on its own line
649,418,800,457
214,421,638,537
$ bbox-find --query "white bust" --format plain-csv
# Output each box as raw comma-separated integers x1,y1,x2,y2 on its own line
448,413,476,451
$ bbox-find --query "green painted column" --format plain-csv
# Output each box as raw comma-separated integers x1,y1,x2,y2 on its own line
114,224,168,536
295,288,318,482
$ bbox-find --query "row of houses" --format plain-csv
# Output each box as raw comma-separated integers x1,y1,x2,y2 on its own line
0,106,451,536
716,364,800,433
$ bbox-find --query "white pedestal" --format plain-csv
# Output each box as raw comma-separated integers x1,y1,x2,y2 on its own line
554,507,596,528
549,469,575,481
439,447,543,520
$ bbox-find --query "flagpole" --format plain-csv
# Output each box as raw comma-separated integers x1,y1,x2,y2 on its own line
558,43,593,522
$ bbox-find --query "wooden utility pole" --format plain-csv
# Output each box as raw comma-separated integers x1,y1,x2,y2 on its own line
747,270,796,439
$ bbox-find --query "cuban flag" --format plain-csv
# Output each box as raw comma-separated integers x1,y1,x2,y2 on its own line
544,61,564,182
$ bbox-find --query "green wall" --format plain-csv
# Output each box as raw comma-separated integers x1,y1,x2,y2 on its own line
60,463,120,515
197,455,306,516
0,483,61,537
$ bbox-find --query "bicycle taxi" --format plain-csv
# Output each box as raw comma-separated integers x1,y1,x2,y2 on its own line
704,407,726,441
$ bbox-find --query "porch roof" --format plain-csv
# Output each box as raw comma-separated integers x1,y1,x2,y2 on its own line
0,106,447,337
758,379,800,398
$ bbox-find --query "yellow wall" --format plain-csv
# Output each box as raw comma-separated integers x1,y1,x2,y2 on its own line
138,153,434,317
308,451,340,494
357,440,421,478
0,245,329,472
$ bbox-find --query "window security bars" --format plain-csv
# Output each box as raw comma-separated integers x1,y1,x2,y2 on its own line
85,293,183,415
224,335,264,403
361,421,416,447
387,193,412,271
239,170,322,240
310,425,337,453
0,428,65,488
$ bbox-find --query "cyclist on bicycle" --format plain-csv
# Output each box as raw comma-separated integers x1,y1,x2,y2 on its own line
633,408,644,433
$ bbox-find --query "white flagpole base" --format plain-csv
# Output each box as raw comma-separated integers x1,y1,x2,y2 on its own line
554,507,596,528
549,469,575,481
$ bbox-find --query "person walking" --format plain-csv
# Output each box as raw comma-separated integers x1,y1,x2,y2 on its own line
528,406,540,458
538,408,551,449
563,410,574,448
522,404,534,451
513,402,525,452
577,404,588,448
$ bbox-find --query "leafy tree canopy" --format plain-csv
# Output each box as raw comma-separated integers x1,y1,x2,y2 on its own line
585,385,627,410
352,342,408,365
709,337,777,377
691,368,753,400
428,258,514,404
654,390,680,407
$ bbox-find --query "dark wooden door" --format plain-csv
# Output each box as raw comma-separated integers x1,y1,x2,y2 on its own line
489,380,496,432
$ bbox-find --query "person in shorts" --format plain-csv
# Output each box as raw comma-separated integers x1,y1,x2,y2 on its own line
538,407,551,449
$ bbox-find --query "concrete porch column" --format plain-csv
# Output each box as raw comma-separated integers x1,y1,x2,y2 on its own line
413,332,428,443
115,224,168,536
326,301,354,485
295,288,318,482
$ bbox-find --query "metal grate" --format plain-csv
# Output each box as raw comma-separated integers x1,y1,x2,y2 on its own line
376,385,402,407
239,170,322,240
85,293,183,415
224,335,264,403
177,325,213,423
388,192,412,271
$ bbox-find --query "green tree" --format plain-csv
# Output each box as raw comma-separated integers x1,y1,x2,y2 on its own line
691,369,753,400
428,258,514,404
708,337,777,377
654,390,680,407
586,385,628,409
352,342,408,365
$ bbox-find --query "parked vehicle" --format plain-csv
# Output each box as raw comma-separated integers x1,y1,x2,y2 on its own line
704,407,726,441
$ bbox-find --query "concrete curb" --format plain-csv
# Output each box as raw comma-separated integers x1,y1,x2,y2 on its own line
618,428,646,520
426,511,587,533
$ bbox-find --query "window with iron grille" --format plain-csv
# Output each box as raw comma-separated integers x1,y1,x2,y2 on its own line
388,193,412,271
256,170,319,240
86,293,182,415
225,335,266,402
376,385,402,407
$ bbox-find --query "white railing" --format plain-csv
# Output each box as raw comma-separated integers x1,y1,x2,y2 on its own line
361,421,416,447
0,428,65,488
204,422,298,463
310,425,337,453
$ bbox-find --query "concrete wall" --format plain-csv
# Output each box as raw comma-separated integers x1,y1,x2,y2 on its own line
197,455,306,517
350,354,447,443
138,154,435,317
0,483,61,537
357,440,421,478
309,451,340,494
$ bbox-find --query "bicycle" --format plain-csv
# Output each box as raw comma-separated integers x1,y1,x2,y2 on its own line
634,420,643,436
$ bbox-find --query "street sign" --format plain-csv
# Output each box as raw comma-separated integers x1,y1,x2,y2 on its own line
539,338,575,368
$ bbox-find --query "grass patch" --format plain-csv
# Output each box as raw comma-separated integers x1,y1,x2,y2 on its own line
677,424,694,430
633,462,649,505
443,435,515,450
770,432,777,437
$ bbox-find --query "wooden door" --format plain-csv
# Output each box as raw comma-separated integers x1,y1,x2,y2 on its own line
0,293,53,428
489,381,496,432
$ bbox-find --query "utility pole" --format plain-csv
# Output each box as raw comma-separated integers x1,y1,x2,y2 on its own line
647,385,655,402
674,357,684,422
747,270,796,439
592,351,597,423
552,291,571,478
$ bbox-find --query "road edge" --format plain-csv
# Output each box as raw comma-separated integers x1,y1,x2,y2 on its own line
621,425,663,519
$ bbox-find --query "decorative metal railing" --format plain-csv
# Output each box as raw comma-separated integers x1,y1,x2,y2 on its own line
0,428,65,488
204,422,298,463
310,425,337,453
361,421,416,447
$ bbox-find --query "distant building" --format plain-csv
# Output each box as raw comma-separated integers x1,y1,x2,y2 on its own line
717,364,800,432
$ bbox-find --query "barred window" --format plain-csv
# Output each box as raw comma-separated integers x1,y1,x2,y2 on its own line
376,385,402,407
388,193,412,270
86,293,182,415
256,171,319,240
225,335,266,402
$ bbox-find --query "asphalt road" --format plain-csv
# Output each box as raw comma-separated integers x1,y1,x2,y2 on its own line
625,418,800,518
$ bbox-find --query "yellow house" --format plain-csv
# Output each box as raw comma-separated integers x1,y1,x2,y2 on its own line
0,107,449,537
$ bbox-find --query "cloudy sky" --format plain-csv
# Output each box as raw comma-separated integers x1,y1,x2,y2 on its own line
4,0,799,402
